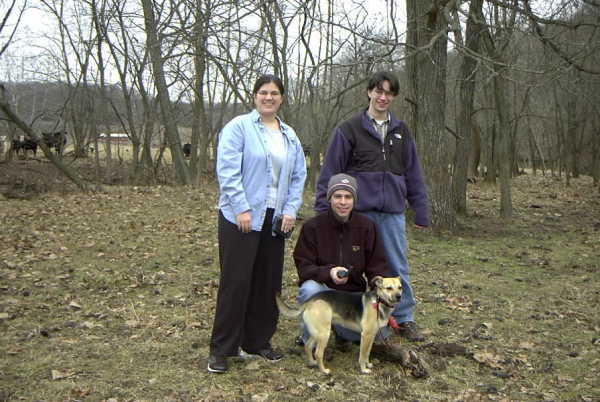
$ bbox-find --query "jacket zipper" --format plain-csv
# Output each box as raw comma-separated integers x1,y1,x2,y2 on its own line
338,231,344,266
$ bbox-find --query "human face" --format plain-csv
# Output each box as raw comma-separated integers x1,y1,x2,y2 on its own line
254,82,283,117
330,189,354,222
367,80,396,119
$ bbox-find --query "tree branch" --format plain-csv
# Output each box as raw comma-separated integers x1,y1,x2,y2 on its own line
523,0,600,75
0,84,92,191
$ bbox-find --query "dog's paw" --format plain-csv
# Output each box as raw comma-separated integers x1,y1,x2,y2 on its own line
366,362,373,368
360,367,372,374
321,368,331,375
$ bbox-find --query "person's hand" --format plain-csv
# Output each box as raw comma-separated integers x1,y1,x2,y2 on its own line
330,266,349,285
236,211,252,233
281,214,296,233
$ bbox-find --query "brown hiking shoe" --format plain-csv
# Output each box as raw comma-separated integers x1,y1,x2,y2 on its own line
394,321,426,342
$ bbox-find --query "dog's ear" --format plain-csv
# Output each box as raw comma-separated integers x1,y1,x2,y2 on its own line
370,276,383,289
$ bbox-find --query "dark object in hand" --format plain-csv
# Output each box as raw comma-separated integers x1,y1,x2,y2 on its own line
336,270,349,278
273,216,293,239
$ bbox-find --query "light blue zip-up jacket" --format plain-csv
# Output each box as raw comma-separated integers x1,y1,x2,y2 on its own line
217,109,307,232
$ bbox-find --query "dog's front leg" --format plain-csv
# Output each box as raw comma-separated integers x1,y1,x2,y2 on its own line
358,330,377,374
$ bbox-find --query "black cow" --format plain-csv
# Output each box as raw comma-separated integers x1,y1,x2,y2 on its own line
183,143,192,158
42,131,67,155
12,138,38,157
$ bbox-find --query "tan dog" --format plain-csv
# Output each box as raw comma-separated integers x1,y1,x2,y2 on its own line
276,277,402,374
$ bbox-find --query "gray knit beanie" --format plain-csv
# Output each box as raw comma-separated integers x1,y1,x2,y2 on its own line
327,173,358,201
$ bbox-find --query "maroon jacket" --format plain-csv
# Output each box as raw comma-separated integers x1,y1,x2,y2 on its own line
293,209,391,292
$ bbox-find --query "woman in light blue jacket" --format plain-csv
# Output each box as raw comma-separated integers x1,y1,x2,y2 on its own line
207,75,307,373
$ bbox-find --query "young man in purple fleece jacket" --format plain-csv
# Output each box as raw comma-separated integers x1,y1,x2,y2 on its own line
315,71,430,342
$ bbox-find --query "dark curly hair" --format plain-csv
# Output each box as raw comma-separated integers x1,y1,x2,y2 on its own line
252,74,285,96
367,71,399,96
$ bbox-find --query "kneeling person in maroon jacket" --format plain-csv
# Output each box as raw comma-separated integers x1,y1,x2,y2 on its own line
293,173,396,348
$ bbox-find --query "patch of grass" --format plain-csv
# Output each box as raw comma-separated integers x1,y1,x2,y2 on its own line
1,166,599,401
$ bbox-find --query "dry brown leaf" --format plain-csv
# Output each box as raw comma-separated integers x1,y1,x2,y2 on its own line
80,321,101,329
125,320,139,327
7,347,23,354
68,301,82,310
519,341,535,350
70,388,91,398
51,369,76,380
473,351,505,369
443,295,473,311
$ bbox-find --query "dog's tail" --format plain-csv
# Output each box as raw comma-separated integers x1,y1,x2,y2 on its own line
275,293,304,318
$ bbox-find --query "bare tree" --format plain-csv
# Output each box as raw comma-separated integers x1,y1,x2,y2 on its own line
90,0,161,181
140,0,191,185
171,0,229,183
406,0,454,228
4,0,600,200
0,85,91,190
0,0,26,160
0,0,27,58
452,0,484,214
37,0,101,159
477,2,520,219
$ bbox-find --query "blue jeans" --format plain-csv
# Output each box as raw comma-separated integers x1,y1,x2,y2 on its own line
297,280,392,343
362,211,415,323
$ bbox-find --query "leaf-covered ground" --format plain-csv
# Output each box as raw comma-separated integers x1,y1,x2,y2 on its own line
1,160,599,401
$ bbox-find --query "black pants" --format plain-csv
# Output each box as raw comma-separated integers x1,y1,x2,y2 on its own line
209,209,284,357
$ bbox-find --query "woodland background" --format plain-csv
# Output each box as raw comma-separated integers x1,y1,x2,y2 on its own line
0,0,599,228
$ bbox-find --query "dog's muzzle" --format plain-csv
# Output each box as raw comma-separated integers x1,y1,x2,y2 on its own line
378,296,397,308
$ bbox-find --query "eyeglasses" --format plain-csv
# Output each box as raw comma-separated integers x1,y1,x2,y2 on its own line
371,88,396,98
257,90,281,97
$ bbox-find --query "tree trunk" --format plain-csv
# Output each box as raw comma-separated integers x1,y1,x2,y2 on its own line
192,1,211,185
565,94,580,179
476,6,514,219
592,115,600,186
482,83,497,184
141,114,155,172
470,121,482,177
452,0,484,214
406,0,454,229
530,118,546,176
140,0,191,185
493,72,513,219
